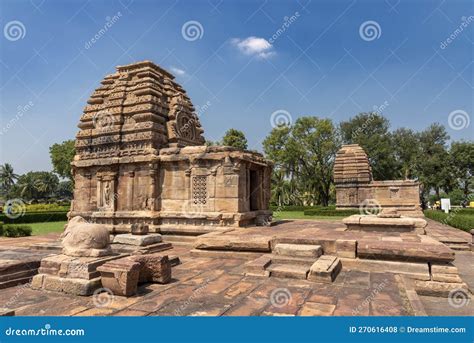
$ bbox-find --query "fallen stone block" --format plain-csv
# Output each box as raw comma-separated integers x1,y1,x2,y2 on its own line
273,243,322,258
129,254,172,284
97,259,141,296
308,256,342,283
31,274,102,296
113,233,162,246
415,280,470,297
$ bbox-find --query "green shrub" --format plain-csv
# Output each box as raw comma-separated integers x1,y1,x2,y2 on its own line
25,203,70,212
2,224,32,237
424,210,474,232
0,221,3,236
457,208,474,215
304,209,359,217
0,211,68,224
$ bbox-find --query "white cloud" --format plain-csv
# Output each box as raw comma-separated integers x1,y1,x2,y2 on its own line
231,36,275,59
170,66,186,76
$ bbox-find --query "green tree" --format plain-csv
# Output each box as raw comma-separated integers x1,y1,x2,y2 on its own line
0,163,19,194
263,117,340,206
340,113,399,180
49,140,75,181
392,128,420,179
221,129,248,150
56,180,74,199
449,141,474,203
416,123,451,201
14,171,59,200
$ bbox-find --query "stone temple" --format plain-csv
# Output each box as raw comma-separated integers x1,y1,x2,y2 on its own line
70,61,272,234
333,144,423,217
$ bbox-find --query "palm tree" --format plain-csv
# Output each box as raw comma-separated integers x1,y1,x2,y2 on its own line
0,163,19,191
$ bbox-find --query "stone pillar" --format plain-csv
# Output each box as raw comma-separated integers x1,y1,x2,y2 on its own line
148,163,158,211
85,172,92,211
127,171,135,210
97,175,103,208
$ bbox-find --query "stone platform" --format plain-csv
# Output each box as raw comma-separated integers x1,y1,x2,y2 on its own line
192,220,454,264
0,219,471,316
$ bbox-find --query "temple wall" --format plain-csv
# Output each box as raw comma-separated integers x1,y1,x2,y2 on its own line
334,144,423,217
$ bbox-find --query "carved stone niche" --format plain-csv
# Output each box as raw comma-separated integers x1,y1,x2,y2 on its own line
348,190,357,204
97,172,117,211
389,187,400,199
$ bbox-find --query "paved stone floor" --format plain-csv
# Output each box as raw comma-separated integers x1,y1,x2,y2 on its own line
0,219,472,316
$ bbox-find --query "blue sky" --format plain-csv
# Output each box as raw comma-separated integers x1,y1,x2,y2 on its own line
0,0,472,174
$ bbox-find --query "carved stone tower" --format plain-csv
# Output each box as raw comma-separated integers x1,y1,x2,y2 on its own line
70,61,272,233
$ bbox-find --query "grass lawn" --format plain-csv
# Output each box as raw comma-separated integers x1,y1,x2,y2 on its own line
273,211,345,221
28,221,66,235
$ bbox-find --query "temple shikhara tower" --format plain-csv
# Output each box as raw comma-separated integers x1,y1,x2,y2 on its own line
70,61,272,233
333,144,423,217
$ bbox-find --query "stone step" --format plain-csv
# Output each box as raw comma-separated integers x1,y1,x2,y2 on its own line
189,249,263,260
340,258,430,280
161,235,198,245
267,263,309,280
357,239,455,263
194,234,271,252
446,244,470,251
268,254,316,267
29,241,62,252
111,242,172,255
273,243,323,258
159,225,229,236
0,275,36,290
308,255,342,283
